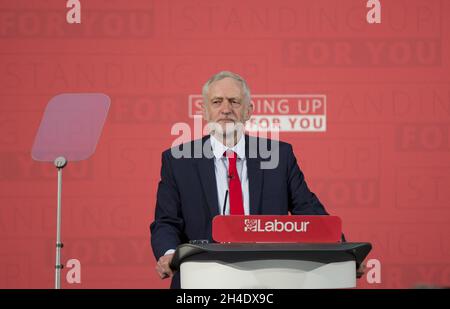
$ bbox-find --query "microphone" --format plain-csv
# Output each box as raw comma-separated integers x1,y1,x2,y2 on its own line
222,190,229,215
228,173,234,180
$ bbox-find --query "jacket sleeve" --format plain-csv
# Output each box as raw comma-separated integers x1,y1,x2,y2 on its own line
286,144,329,215
150,151,185,260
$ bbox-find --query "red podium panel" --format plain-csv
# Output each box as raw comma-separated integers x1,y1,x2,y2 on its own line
212,215,342,243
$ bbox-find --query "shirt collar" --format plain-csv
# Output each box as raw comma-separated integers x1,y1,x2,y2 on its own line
210,134,246,160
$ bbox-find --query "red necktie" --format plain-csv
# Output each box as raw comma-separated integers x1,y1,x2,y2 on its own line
226,151,244,215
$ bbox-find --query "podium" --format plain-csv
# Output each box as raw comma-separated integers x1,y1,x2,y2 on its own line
171,242,371,289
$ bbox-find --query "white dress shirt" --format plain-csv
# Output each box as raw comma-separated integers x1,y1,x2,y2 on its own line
210,134,250,216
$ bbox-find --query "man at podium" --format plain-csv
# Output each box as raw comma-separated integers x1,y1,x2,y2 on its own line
150,71,329,288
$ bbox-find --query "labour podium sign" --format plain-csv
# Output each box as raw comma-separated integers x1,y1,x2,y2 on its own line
213,215,342,243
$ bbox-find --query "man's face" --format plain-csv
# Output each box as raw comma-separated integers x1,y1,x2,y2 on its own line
202,77,253,136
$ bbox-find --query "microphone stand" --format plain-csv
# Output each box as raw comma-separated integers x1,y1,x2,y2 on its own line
222,190,229,215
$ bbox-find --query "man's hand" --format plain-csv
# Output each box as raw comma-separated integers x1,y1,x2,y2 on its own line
356,263,366,279
156,253,174,279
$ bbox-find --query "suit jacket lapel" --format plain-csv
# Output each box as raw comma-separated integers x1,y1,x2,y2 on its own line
245,135,263,215
195,136,220,219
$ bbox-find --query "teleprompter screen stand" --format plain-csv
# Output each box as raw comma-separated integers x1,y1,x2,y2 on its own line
31,93,110,289
171,242,372,289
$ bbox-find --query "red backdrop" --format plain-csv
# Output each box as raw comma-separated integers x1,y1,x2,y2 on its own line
0,0,449,288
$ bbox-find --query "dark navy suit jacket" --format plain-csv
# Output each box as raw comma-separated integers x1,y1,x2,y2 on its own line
150,135,328,288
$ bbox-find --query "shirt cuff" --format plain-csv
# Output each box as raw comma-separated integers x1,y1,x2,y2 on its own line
164,249,175,256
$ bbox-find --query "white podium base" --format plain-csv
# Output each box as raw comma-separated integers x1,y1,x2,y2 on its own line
180,259,356,289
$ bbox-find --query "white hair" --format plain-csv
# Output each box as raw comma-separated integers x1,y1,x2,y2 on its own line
202,71,251,105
